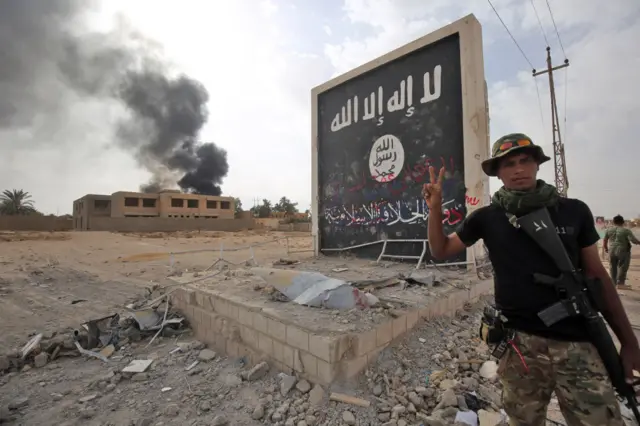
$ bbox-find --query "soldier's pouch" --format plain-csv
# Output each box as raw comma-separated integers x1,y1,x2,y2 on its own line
479,318,506,345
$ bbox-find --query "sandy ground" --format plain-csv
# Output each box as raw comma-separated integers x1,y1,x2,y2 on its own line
1,230,640,425
0,230,313,350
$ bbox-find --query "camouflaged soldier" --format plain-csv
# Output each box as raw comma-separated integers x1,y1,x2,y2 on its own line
604,214,640,288
423,133,640,426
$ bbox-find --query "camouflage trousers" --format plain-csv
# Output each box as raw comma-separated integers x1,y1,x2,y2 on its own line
498,331,624,426
610,249,631,284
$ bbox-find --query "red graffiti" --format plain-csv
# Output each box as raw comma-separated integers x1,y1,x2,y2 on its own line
465,195,479,206
348,172,367,192
443,207,463,225
341,156,458,193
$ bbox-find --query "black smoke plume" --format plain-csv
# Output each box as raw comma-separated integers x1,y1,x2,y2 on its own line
0,0,229,195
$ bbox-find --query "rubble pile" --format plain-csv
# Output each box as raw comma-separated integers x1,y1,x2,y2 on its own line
0,287,188,375
246,374,330,426
233,298,509,426
359,297,509,426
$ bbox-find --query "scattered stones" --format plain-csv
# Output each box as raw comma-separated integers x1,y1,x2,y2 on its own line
342,410,356,425
222,374,243,387
212,414,229,425
0,269,501,426
78,394,98,403
372,383,383,396
79,407,97,419
131,373,148,382
251,404,265,420
0,355,9,372
281,374,297,396
478,409,504,425
245,361,269,381
295,379,311,393
34,352,48,368
308,384,325,406
440,388,458,407
8,397,29,410
479,360,498,380
197,349,217,362
163,404,179,417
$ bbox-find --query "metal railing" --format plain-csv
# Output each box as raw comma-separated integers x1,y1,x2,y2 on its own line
153,234,479,274
320,238,476,270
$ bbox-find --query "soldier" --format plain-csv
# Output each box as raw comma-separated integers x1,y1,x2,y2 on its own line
423,133,640,426
604,214,640,288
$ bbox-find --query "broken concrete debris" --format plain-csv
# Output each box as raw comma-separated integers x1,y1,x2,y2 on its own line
357,305,512,426
0,290,516,426
251,267,379,309
251,267,443,310
0,290,188,373
122,359,153,374
197,348,217,362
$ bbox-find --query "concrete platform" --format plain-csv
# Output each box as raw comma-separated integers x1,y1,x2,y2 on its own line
171,265,493,385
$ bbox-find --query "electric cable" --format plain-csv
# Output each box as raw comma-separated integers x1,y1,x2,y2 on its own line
487,0,548,144
544,0,567,58
486,0,535,70
530,0,550,47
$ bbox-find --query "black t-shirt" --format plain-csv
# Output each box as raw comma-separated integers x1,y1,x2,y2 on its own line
457,198,601,341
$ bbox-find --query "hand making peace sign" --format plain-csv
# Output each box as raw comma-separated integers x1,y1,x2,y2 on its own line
422,166,445,209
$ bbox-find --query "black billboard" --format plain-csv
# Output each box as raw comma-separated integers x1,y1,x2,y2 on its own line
317,33,468,261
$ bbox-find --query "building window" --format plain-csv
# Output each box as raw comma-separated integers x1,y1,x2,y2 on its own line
171,198,184,208
124,197,138,207
94,200,110,209
142,198,157,208
221,201,231,210
206,200,218,209
187,199,199,208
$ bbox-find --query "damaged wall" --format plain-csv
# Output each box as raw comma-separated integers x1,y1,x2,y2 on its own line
311,15,489,261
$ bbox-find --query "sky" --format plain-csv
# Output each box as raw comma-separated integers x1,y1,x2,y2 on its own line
1,0,638,218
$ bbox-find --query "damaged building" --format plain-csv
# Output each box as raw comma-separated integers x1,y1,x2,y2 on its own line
73,190,236,231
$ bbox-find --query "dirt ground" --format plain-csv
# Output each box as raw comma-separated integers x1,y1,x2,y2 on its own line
2,230,640,425
0,230,312,351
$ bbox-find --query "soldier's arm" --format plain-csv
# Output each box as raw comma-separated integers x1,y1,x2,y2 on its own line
603,228,611,252
428,207,484,259
579,204,639,348
625,229,640,245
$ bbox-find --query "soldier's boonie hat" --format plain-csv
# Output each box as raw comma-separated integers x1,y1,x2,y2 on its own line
481,133,551,177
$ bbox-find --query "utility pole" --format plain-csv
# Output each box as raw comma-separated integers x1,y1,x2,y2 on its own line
533,47,570,197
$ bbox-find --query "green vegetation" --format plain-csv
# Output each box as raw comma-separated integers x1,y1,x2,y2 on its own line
0,189,41,216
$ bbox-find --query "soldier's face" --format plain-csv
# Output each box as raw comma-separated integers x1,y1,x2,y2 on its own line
497,153,538,191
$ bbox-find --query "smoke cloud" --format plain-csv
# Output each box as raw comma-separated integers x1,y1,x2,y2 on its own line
0,0,229,195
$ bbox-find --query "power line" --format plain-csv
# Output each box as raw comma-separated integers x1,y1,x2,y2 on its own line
487,0,548,145
486,0,535,70
544,0,567,58
530,0,550,47
543,0,570,157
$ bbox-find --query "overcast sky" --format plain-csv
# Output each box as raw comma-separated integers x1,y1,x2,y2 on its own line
1,0,638,218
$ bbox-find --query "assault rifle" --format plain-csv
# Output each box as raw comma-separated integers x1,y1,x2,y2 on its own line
515,208,640,423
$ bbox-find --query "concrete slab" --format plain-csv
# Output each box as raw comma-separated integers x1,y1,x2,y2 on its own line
171,258,493,385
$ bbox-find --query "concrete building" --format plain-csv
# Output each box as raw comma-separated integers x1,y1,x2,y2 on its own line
73,190,235,230
73,194,112,230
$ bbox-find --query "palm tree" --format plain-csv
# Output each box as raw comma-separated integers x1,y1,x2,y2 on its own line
0,189,37,215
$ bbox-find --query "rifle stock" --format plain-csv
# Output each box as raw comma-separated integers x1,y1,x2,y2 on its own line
516,208,640,423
